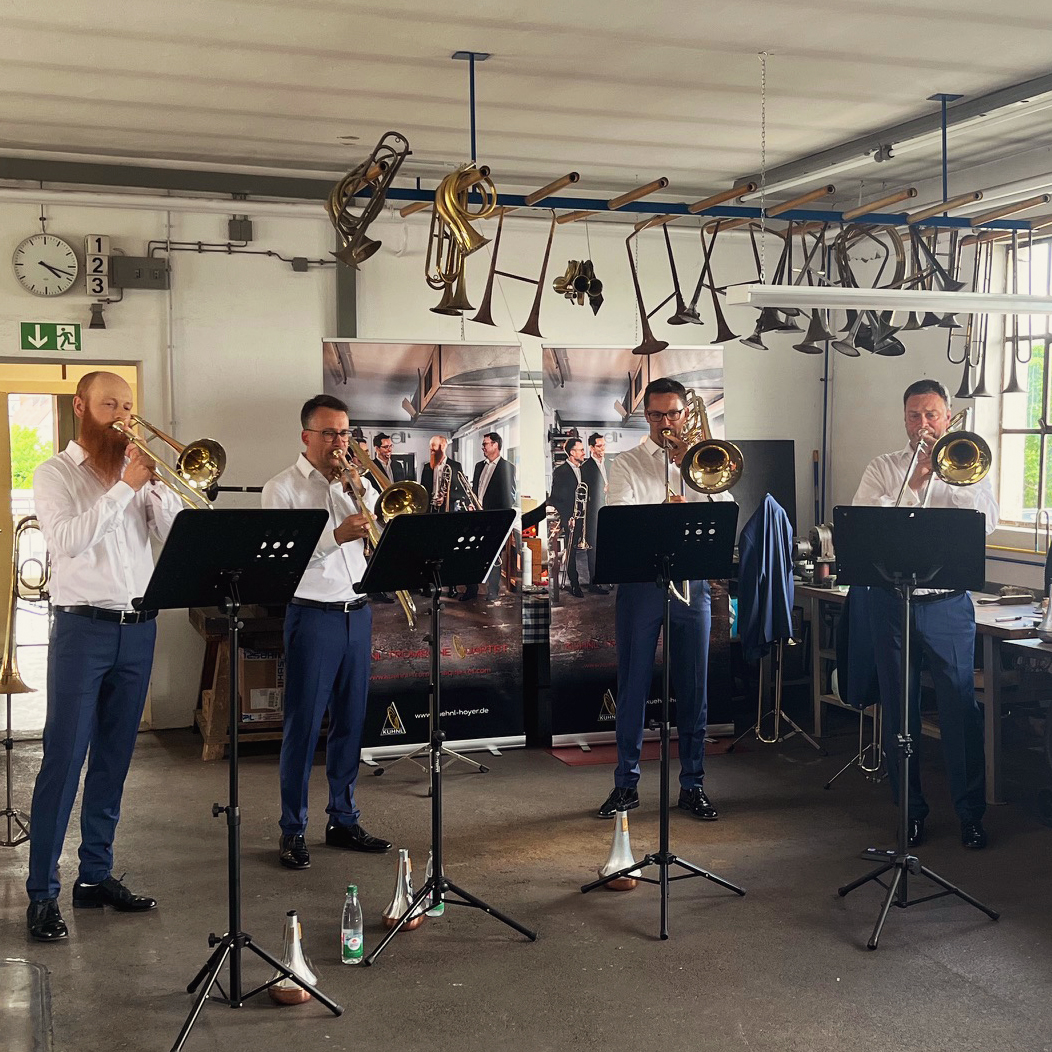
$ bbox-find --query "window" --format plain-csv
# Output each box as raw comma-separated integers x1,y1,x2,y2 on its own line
999,238,1051,525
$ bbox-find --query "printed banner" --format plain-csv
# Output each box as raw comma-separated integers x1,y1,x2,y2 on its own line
323,339,523,750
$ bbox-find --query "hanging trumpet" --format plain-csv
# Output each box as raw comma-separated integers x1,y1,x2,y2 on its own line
327,131,411,268
553,259,604,314
425,162,498,316
112,416,226,510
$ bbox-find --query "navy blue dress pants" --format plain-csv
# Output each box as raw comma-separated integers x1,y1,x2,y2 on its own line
867,588,985,823
27,611,156,902
279,603,372,836
614,580,711,791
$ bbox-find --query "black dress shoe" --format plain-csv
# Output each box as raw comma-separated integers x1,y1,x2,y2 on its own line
569,585,585,598
27,899,68,942
961,819,988,850
279,833,311,870
678,786,719,820
597,786,639,819
587,585,610,595
325,823,392,852
72,875,157,912
908,817,925,848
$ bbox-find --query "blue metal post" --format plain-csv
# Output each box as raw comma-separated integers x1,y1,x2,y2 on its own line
469,53,477,162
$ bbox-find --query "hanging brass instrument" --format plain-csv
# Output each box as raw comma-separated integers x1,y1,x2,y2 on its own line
327,131,411,268
332,449,419,629
425,163,498,315
112,416,225,510
0,516,50,697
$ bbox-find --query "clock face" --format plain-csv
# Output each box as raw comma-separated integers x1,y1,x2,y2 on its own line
12,234,80,297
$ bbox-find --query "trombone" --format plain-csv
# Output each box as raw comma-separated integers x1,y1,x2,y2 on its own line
341,440,430,523
457,471,484,512
894,410,992,506
112,415,226,510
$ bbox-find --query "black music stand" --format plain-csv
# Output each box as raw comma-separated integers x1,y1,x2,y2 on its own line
354,509,537,964
581,502,746,939
832,506,999,950
136,510,343,1051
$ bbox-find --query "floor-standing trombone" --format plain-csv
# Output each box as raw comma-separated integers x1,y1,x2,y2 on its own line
561,483,589,582
1,515,50,847
112,415,225,509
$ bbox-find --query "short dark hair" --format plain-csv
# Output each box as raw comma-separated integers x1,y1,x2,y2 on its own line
484,432,502,451
300,394,348,429
373,432,391,449
902,379,950,407
588,432,603,448
563,437,582,456
643,377,687,410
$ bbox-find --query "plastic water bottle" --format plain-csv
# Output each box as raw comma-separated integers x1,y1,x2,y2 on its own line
341,884,364,964
425,848,445,916
521,544,533,589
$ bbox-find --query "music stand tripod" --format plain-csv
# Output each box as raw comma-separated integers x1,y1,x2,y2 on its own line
581,502,746,939
833,506,999,949
134,509,342,1052
354,509,537,964
1,686,31,847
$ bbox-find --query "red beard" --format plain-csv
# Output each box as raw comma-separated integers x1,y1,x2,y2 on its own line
79,409,129,484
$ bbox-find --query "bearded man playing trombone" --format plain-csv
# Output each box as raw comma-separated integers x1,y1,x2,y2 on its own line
26,371,182,942
262,394,391,871
853,378,998,851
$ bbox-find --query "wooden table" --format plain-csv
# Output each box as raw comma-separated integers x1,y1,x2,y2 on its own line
798,584,1040,804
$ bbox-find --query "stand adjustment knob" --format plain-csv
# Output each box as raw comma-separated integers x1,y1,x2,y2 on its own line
208,932,219,947
212,803,224,817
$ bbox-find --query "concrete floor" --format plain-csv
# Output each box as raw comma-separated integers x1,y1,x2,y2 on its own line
2,723,1051,1052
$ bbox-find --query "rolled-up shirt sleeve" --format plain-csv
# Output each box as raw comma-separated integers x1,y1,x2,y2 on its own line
34,460,135,559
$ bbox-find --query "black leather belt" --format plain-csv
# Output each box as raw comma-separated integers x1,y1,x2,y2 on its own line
56,605,158,624
289,597,368,613
912,589,966,605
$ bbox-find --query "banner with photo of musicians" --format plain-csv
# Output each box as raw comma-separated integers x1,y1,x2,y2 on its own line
541,345,733,745
322,339,523,753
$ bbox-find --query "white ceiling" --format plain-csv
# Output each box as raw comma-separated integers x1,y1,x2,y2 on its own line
4,0,1052,208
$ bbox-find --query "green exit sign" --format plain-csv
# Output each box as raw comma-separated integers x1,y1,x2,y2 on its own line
20,322,82,352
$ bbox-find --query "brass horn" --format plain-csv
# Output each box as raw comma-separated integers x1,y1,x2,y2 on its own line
626,229,669,356
328,131,411,268
112,416,225,510
674,391,744,496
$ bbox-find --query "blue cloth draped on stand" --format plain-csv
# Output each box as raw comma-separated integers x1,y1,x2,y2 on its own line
737,493,794,661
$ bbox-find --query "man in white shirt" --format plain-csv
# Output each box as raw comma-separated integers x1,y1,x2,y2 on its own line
853,378,997,851
27,371,182,942
262,395,392,870
597,378,728,821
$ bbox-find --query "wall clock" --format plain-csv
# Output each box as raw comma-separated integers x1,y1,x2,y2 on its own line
12,234,80,296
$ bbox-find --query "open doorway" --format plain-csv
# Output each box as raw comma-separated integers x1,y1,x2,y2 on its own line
0,362,141,736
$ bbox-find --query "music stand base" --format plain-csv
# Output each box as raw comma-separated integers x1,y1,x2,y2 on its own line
374,742,490,780
172,931,342,1051
838,849,999,951
364,875,537,965
0,807,30,847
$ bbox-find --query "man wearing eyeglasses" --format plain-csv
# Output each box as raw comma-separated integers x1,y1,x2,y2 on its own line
372,433,410,483
596,377,730,821
549,436,588,598
261,394,392,870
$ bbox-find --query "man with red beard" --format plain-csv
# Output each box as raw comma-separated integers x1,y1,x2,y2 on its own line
26,371,181,942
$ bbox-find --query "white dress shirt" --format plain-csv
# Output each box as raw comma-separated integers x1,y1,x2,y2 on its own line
477,456,500,503
261,455,368,602
852,445,999,534
593,455,608,488
608,437,733,507
33,440,182,610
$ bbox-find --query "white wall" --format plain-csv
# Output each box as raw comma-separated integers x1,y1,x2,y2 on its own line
1,190,1039,729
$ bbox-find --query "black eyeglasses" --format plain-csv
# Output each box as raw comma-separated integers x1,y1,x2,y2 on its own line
305,428,354,441
645,409,684,423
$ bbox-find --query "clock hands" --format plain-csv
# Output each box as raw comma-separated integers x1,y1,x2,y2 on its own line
38,260,75,279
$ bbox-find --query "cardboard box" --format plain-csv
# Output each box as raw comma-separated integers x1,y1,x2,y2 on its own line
525,536,544,586
238,648,285,723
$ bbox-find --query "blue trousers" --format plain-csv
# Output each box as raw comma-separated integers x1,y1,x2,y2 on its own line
279,604,372,836
867,588,985,823
614,580,711,791
27,611,156,902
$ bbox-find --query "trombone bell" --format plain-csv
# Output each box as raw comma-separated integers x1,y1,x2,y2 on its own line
931,432,992,486
681,439,745,495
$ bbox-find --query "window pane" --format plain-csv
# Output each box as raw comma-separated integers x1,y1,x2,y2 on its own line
999,432,1042,524
1002,340,1045,429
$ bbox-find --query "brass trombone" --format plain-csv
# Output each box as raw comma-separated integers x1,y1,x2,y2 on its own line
894,410,992,507
112,416,225,510
341,440,430,524
457,471,484,512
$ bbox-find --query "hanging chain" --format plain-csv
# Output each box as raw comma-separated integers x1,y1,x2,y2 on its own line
633,234,640,346
758,51,768,284
584,217,593,262
39,205,47,233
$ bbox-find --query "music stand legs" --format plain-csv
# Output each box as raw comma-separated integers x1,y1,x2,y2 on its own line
1,691,30,848
172,578,342,1050
364,578,535,965
581,577,745,939
837,583,998,950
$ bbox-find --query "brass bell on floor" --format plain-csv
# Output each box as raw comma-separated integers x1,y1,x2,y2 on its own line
268,910,317,1004
599,809,640,891
382,848,426,930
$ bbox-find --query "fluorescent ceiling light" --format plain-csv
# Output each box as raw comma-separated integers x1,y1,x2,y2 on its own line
726,285,1052,315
